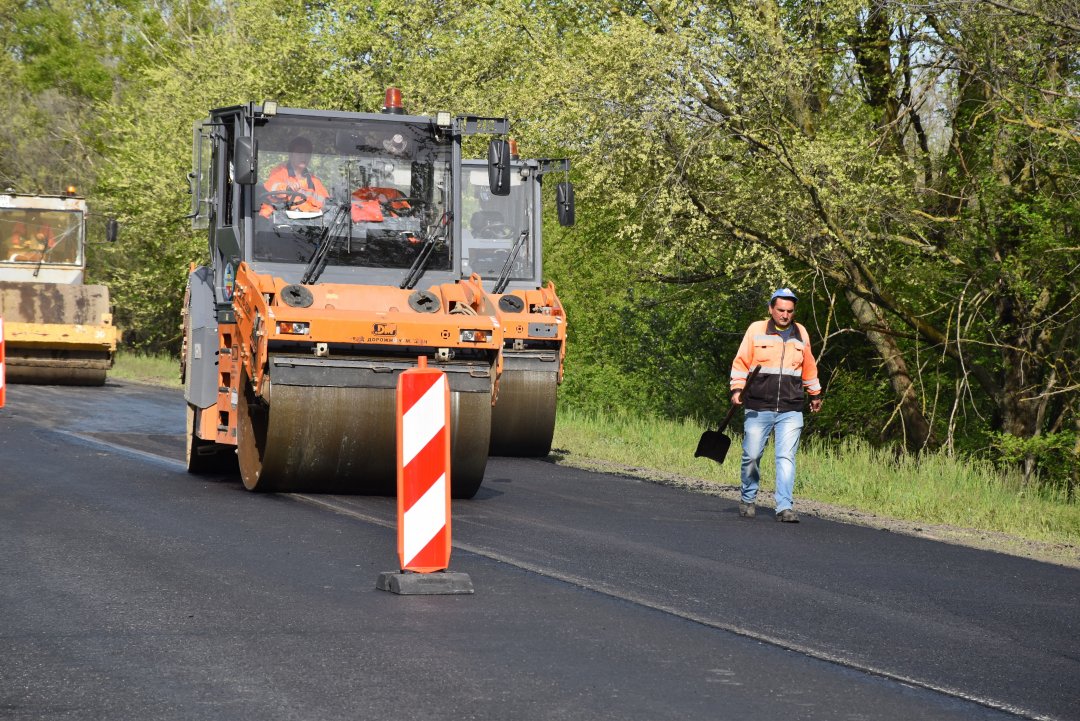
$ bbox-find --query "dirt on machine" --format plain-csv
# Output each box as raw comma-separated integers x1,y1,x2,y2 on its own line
460,146,574,457
0,191,120,385
181,90,572,497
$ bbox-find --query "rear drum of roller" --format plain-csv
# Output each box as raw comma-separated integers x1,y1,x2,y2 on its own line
489,369,558,457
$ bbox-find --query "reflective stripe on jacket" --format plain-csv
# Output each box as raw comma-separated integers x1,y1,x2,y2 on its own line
730,320,821,412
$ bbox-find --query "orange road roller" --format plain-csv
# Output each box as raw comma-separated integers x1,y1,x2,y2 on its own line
181,93,530,497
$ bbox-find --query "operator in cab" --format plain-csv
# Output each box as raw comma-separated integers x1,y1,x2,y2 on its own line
350,133,412,223
4,212,56,261
259,136,329,218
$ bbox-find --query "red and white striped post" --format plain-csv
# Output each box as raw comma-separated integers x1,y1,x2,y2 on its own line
0,316,6,409
396,355,451,572
377,356,473,594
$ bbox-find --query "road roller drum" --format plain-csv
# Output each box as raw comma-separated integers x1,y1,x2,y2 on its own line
237,364,491,497
490,356,559,457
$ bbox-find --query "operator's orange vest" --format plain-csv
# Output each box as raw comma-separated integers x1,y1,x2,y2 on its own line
260,164,328,217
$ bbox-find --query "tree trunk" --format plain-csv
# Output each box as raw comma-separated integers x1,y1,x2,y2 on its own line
846,291,938,451
1000,344,1043,483
1071,414,1079,502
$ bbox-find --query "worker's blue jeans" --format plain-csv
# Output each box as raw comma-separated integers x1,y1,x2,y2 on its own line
740,410,804,513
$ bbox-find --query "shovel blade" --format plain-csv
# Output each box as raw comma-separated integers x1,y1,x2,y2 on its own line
694,430,732,464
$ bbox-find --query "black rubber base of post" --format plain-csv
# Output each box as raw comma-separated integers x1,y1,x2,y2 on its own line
376,571,475,595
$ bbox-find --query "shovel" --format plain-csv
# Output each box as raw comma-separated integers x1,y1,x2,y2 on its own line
694,365,761,464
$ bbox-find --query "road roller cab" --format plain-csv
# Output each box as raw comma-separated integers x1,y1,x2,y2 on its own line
0,191,120,385
460,154,574,456
183,95,516,497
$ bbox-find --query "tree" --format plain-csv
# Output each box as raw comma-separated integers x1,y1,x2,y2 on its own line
0,0,116,191
525,1,1078,474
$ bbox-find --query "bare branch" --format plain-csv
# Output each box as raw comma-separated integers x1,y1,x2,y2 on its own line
979,0,1080,34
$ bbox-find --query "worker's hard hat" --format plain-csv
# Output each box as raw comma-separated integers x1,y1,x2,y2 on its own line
769,288,798,304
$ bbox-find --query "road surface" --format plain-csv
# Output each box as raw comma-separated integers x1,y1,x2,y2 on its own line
1,381,1077,720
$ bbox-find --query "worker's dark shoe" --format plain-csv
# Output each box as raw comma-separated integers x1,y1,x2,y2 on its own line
739,502,756,518
775,509,799,523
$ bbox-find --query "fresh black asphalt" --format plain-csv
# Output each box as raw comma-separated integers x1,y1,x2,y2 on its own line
1,381,1077,720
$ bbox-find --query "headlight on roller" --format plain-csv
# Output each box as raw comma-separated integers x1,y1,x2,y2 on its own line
277,321,310,335
459,329,489,343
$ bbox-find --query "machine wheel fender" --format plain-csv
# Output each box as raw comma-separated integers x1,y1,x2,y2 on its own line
184,265,219,408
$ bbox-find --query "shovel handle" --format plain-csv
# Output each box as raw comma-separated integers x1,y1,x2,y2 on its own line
716,364,761,433
715,403,739,434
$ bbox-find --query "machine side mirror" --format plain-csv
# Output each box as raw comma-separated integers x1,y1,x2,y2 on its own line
556,182,575,227
487,139,511,196
105,218,119,243
234,137,257,185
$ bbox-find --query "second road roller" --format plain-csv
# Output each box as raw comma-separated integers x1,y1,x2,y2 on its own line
0,190,120,385
181,91,574,497
459,149,574,456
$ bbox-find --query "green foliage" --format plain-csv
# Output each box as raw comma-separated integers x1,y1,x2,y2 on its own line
0,0,168,191
529,0,1080,476
806,366,894,443
991,431,1079,498
6,1,113,99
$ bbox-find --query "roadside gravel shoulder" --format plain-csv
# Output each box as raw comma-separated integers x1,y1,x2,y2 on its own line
550,451,1080,570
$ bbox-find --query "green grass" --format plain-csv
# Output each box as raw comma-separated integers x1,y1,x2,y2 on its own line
553,407,1080,548
110,351,182,388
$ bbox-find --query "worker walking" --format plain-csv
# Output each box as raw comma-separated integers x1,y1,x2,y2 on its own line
730,288,822,522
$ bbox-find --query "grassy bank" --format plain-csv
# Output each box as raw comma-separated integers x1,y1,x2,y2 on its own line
552,408,1080,548
111,352,182,388
109,353,1080,550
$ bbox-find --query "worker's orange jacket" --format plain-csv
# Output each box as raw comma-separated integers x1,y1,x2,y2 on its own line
260,164,329,218
6,222,56,261
350,186,410,223
730,319,822,412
